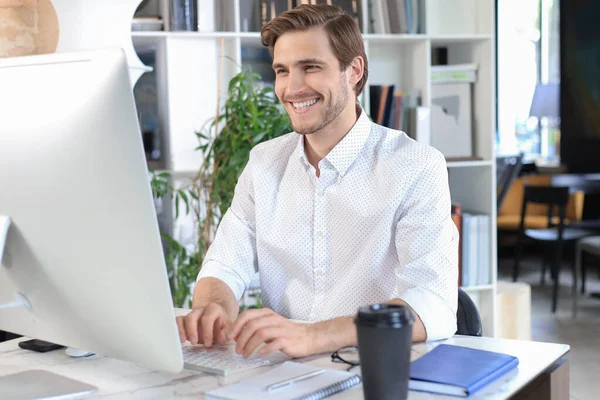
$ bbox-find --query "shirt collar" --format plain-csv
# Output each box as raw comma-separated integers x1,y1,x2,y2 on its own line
296,104,372,177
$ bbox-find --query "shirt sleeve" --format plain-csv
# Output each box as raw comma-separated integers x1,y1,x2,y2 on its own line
196,150,259,301
394,150,459,341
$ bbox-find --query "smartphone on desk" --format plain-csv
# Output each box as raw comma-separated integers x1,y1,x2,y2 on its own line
18,339,65,353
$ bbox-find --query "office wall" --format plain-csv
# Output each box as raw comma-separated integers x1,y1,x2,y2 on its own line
560,1,600,173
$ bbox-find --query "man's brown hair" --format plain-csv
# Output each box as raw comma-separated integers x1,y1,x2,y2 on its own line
261,4,368,96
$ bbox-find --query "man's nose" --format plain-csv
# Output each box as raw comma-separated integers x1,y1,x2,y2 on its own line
287,71,307,95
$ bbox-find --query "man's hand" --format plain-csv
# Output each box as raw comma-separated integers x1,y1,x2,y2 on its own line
176,303,232,347
226,308,314,358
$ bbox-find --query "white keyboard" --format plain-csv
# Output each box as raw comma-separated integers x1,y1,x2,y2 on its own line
182,343,273,376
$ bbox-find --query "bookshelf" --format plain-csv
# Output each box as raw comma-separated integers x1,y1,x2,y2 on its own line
132,0,498,337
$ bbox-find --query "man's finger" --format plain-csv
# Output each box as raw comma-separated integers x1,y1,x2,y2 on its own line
200,314,217,347
183,310,202,345
201,304,227,347
227,308,274,341
214,318,229,345
220,319,234,344
175,316,187,343
242,327,281,358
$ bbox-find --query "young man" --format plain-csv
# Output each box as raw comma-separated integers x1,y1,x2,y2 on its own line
176,4,458,359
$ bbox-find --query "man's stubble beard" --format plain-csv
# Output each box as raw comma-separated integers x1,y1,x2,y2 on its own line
291,74,349,136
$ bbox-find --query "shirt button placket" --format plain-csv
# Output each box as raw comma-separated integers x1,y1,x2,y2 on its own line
312,179,327,321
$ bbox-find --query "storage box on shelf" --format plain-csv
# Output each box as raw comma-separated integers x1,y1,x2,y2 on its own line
131,0,497,337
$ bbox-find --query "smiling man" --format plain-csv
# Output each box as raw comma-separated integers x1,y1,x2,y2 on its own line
176,4,459,359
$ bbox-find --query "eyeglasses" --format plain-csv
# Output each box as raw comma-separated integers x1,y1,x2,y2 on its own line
331,346,360,371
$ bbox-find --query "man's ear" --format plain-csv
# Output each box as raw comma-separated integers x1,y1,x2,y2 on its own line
348,56,364,88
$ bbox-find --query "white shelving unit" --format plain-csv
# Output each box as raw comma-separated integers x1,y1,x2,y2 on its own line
132,0,497,337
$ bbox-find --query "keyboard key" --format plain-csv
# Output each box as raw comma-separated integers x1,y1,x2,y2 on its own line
182,343,272,376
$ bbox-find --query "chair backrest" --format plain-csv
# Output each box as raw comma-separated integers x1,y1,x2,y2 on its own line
551,174,600,220
523,184,570,206
456,288,482,336
520,185,570,232
496,154,524,212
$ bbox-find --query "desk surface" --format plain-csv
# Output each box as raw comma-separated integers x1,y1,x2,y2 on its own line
0,336,569,399
0,314,569,400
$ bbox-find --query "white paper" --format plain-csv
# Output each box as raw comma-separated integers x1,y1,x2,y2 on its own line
205,361,359,400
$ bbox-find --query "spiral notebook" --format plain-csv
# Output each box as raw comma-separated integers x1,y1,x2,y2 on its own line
205,361,361,400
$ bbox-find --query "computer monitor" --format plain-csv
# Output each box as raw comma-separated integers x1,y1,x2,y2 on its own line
0,48,183,373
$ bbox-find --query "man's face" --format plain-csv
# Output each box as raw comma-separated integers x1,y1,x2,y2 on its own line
272,27,353,135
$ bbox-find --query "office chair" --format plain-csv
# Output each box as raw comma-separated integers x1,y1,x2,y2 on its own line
551,174,600,233
456,288,482,337
513,184,594,313
573,236,600,317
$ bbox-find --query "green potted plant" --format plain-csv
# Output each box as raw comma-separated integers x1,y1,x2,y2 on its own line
151,67,291,308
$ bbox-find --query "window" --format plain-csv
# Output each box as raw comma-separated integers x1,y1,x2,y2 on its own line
496,0,560,160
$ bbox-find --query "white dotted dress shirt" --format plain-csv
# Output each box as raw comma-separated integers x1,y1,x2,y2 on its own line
197,106,459,341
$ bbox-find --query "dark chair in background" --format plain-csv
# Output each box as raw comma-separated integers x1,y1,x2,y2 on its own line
551,174,600,232
457,287,482,336
573,236,600,317
551,175,600,295
513,184,594,313
497,153,524,212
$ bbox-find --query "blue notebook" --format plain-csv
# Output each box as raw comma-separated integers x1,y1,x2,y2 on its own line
409,344,519,397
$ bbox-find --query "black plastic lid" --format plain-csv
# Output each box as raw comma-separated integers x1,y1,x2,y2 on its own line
354,304,415,328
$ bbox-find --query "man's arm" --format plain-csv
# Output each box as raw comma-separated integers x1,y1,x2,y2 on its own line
177,150,259,347
227,299,426,358
192,277,240,320
392,150,459,341
309,299,426,354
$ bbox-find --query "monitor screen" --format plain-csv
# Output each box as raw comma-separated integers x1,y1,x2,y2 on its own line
0,48,183,373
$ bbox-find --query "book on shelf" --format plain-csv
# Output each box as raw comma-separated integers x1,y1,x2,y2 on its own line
451,204,463,287
407,106,430,144
369,0,425,34
157,0,217,32
431,47,448,66
368,85,422,134
253,1,361,31
460,211,491,287
431,63,478,84
197,0,216,32
445,156,484,162
376,85,393,125
240,0,262,32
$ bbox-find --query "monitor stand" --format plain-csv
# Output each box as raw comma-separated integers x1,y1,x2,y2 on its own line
0,370,97,399
1,216,98,398
0,216,30,311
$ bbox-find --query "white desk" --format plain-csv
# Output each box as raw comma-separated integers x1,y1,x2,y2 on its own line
0,333,569,399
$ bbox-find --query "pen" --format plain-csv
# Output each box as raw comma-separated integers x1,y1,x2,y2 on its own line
266,369,326,392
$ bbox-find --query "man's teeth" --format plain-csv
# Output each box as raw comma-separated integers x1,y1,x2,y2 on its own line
293,99,318,109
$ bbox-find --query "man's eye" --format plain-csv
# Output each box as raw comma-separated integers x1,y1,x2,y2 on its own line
305,65,319,71
276,69,288,75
